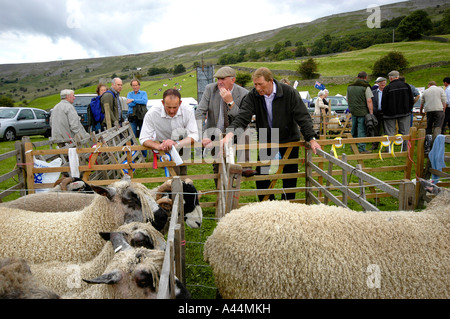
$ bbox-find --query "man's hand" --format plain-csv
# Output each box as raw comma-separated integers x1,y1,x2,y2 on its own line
159,139,177,152
309,139,321,155
219,88,233,105
202,138,213,149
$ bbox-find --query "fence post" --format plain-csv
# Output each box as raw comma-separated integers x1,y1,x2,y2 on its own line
415,128,426,207
398,179,415,210
15,140,26,197
171,176,185,286
305,148,312,204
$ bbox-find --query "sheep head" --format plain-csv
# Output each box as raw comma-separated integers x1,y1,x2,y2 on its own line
83,242,165,299
155,178,203,229
90,181,169,226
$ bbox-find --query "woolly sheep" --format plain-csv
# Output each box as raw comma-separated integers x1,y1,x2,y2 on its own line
0,192,95,212
73,232,190,299
0,257,60,299
204,191,449,299
0,178,168,264
29,222,166,296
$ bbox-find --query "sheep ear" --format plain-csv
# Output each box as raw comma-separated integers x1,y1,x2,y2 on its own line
99,232,132,252
418,178,441,195
156,197,173,212
83,270,122,285
91,185,116,200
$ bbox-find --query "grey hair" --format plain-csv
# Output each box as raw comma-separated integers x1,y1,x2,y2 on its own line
60,89,74,99
111,77,122,85
318,90,325,97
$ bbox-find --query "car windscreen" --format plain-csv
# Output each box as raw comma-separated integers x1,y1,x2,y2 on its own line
73,96,94,107
0,109,19,119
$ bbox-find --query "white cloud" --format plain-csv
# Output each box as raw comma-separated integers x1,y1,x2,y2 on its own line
0,0,408,64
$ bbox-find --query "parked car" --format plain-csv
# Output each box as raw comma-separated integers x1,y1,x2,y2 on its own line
73,94,129,130
309,95,349,114
0,107,51,141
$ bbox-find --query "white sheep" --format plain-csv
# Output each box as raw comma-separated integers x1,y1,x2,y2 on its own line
1,178,203,234
0,178,167,264
204,190,449,299
0,231,190,299
0,257,60,299
0,192,95,212
71,232,190,299
28,222,166,296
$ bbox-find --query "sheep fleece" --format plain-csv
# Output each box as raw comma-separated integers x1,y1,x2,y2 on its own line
204,201,449,299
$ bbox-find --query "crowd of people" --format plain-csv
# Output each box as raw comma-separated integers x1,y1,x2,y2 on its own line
48,66,449,202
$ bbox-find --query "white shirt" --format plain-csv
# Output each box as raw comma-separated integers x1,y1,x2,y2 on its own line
264,82,277,127
139,102,199,144
445,86,450,106
422,85,447,112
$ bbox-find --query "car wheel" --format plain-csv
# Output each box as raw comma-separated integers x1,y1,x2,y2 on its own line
44,129,51,138
4,128,16,141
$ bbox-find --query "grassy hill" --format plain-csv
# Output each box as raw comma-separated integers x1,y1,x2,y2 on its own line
24,38,450,111
1,0,449,105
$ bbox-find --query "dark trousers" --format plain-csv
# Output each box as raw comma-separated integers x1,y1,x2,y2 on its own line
442,107,450,134
256,146,299,201
426,111,444,135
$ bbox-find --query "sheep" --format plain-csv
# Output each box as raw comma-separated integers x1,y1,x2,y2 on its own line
0,257,60,299
0,177,169,264
51,176,93,193
204,190,449,299
1,230,190,299
28,221,166,296
1,178,203,234
0,192,95,212
152,178,203,232
72,232,191,299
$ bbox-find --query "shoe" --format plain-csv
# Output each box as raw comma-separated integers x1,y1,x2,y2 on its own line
242,169,257,177
371,144,379,150
360,150,371,154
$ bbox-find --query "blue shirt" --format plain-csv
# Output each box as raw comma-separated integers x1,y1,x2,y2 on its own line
127,90,148,114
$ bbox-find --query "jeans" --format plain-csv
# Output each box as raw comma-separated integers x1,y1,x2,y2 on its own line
351,116,367,152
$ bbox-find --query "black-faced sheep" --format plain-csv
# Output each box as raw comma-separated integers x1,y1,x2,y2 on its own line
0,178,168,264
0,257,60,299
28,222,166,296
152,178,203,233
204,190,449,299
75,232,190,299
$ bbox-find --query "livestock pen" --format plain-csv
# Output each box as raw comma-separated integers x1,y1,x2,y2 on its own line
0,124,447,298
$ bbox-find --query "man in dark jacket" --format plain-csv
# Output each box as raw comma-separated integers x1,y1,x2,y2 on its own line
381,70,414,138
222,67,320,201
371,77,387,149
101,77,124,129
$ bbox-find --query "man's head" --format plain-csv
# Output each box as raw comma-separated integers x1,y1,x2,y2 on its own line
111,77,123,93
357,71,368,80
131,79,140,93
388,70,400,81
443,77,450,87
60,89,75,104
162,89,182,118
375,77,387,91
428,81,437,87
214,66,236,91
252,67,274,96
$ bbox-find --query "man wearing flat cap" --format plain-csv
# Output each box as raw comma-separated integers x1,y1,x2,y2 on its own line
195,66,253,177
381,70,414,138
371,77,387,149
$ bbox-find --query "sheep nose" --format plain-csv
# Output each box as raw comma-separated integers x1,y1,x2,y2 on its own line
134,270,155,289
131,232,154,249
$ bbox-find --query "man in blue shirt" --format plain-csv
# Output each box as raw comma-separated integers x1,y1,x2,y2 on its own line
127,79,148,157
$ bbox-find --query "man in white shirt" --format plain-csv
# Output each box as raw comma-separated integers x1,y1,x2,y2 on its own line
420,81,447,135
140,89,199,175
442,77,450,134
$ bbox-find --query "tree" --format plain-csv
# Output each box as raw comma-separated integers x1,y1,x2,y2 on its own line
372,51,409,77
172,64,186,74
0,96,15,107
297,58,318,79
396,10,432,40
235,72,252,87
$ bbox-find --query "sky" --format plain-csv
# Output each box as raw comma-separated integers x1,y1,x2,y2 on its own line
0,0,406,65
